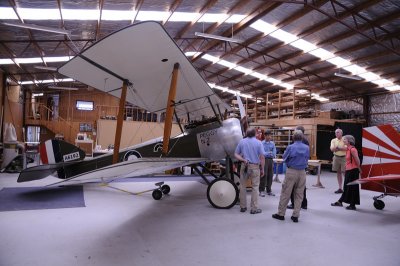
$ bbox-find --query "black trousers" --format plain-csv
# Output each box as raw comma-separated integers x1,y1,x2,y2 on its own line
290,187,307,208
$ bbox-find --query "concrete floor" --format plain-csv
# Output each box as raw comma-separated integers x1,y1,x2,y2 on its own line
0,170,399,266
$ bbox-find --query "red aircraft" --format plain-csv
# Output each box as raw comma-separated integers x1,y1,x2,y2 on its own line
350,124,400,210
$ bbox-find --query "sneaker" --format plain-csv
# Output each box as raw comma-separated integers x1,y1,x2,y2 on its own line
250,209,262,214
272,213,285,220
240,207,247,212
334,189,343,194
267,192,275,196
259,191,266,197
287,204,294,209
291,216,299,223
346,205,356,210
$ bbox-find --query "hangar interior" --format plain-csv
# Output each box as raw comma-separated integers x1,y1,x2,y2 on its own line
0,1,400,265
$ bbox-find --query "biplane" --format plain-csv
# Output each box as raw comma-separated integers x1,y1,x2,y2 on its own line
17,21,245,209
349,124,400,210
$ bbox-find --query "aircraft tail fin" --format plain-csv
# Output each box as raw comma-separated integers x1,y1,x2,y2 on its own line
361,124,400,192
39,139,86,164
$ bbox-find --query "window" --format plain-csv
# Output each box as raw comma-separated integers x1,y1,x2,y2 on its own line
76,100,94,111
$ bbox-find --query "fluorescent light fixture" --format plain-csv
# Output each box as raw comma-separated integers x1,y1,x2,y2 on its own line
195,32,243,44
250,20,276,35
327,57,351,68
334,72,363,81
0,7,18,19
218,59,237,69
32,93,44,97
385,85,400,91
234,66,252,75
136,11,169,21
34,66,57,71
48,86,78,91
169,12,200,22
18,8,60,20
61,9,99,20
102,10,136,21
199,13,229,23
2,22,70,35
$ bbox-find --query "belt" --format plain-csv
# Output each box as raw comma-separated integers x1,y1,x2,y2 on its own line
249,163,259,165
335,155,345,157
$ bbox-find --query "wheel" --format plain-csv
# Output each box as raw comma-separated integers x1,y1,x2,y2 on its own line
161,184,170,195
207,178,238,209
373,199,385,210
152,189,163,200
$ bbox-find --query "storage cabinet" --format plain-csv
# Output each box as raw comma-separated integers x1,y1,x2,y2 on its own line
270,128,294,158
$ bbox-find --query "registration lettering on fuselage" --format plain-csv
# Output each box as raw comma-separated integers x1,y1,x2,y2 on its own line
63,152,80,162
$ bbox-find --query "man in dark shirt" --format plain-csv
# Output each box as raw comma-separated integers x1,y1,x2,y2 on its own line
272,130,309,223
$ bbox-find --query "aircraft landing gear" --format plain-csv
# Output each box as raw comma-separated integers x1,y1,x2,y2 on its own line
151,182,170,200
207,178,238,209
373,194,385,210
102,181,170,201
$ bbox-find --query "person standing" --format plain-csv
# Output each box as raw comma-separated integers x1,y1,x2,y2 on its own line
235,128,265,214
330,129,347,193
272,130,309,223
331,135,361,210
260,130,276,197
287,125,309,209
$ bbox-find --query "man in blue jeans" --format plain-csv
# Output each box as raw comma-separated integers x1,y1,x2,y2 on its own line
260,130,276,197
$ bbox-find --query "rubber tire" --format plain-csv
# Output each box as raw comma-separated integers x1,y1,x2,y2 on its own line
161,184,170,195
152,189,163,200
207,178,238,209
373,199,385,210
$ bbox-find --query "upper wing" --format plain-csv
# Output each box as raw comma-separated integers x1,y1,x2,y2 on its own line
47,157,208,186
58,21,229,120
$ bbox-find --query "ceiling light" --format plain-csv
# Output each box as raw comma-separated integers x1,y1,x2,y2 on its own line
34,66,57,71
194,32,243,44
334,72,363,81
2,22,70,35
48,86,78,91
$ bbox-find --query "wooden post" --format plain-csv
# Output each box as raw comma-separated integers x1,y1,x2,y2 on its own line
112,81,128,164
266,94,269,120
162,63,180,155
255,97,258,123
278,91,281,119
293,88,296,119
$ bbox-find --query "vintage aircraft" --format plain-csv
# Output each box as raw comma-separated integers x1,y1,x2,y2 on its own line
18,21,245,209
349,124,400,210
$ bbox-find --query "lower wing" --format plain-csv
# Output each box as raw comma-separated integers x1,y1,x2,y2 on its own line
348,174,400,194
45,157,208,186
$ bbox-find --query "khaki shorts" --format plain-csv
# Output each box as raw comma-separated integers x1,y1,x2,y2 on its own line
332,155,346,172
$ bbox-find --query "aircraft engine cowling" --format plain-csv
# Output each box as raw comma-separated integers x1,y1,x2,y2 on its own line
196,118,242,161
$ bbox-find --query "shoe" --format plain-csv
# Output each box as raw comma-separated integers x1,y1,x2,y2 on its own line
272,214,285,220
287,204,294,209
240,207,247,212
250,209,262,214
346,205,356,210
301,206,307,210
331,201,343,207
334,189,343,194
259,191,266,197
267,192,275,196
291,216,299,223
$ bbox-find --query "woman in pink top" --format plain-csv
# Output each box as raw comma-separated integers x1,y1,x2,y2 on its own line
331,135,362,210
